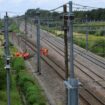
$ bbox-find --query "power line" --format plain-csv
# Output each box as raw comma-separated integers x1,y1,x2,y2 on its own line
73,3,98,9
49,2,69,12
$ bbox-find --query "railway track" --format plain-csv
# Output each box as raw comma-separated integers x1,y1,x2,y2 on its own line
42,37,105,82
40,33,105,73
12,24,105,105
41,30,105,69
13,34,105,105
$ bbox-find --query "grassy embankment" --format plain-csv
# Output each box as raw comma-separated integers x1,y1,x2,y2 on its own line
12,57,47,105
74,22,105,57
74,33,105,56
0,35,22,105
0,47,47,105
0,31,47,105
74,21,105,36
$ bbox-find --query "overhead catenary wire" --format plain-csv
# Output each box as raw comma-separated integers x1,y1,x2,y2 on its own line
49,2,69,12
73,2,98,9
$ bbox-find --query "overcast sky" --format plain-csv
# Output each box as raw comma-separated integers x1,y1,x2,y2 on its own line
0,0,105,17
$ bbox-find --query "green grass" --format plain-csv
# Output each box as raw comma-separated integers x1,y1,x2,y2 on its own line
0,62,22,105
74,32,105,57
74,21,105,27
0,24,48,104
0,37,23,105
73,21,105,57
74,32,105,41
0,76,22,105
9,22,20,33
41,26,64,38
74,21,105,36
12,57,47,105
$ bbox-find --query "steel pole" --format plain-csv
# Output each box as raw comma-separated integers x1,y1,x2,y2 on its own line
86,15,88,51
25,14,28,37
24,14,27,52
4,12,10,57
4,12,11,105
31,20,32,38
67,1,79,105
6,64,11,105
36,9,41,74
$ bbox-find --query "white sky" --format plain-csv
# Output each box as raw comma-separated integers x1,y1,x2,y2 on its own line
0,0,105,17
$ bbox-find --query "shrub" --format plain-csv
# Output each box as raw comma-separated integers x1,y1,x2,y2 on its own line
0,58,6,90
74,38,86,49
95,30,105,36
89,30,96,34
12,58,25,72
18,73,46,105
12,58,47,105
90,39,105,56
27,94,38,104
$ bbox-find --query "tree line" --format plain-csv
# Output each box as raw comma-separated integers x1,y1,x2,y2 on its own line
74,8,105,22
25,9,60,20
25,8,105,22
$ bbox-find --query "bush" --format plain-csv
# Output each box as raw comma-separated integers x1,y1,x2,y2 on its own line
9,23,19,33
89,30,96,34
95,30,105,36
12,58,47,105
18,72,46,105
90,39,105,56
12,57,25,72
27,94,38,104
74,38,86,48
0,57,6,90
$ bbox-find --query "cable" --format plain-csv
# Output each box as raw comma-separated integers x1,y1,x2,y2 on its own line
73,3,98,9
49,2,69,12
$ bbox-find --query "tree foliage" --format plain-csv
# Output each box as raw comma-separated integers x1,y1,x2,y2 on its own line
25,8,105,22
74,8,105,22
25,9,60,20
